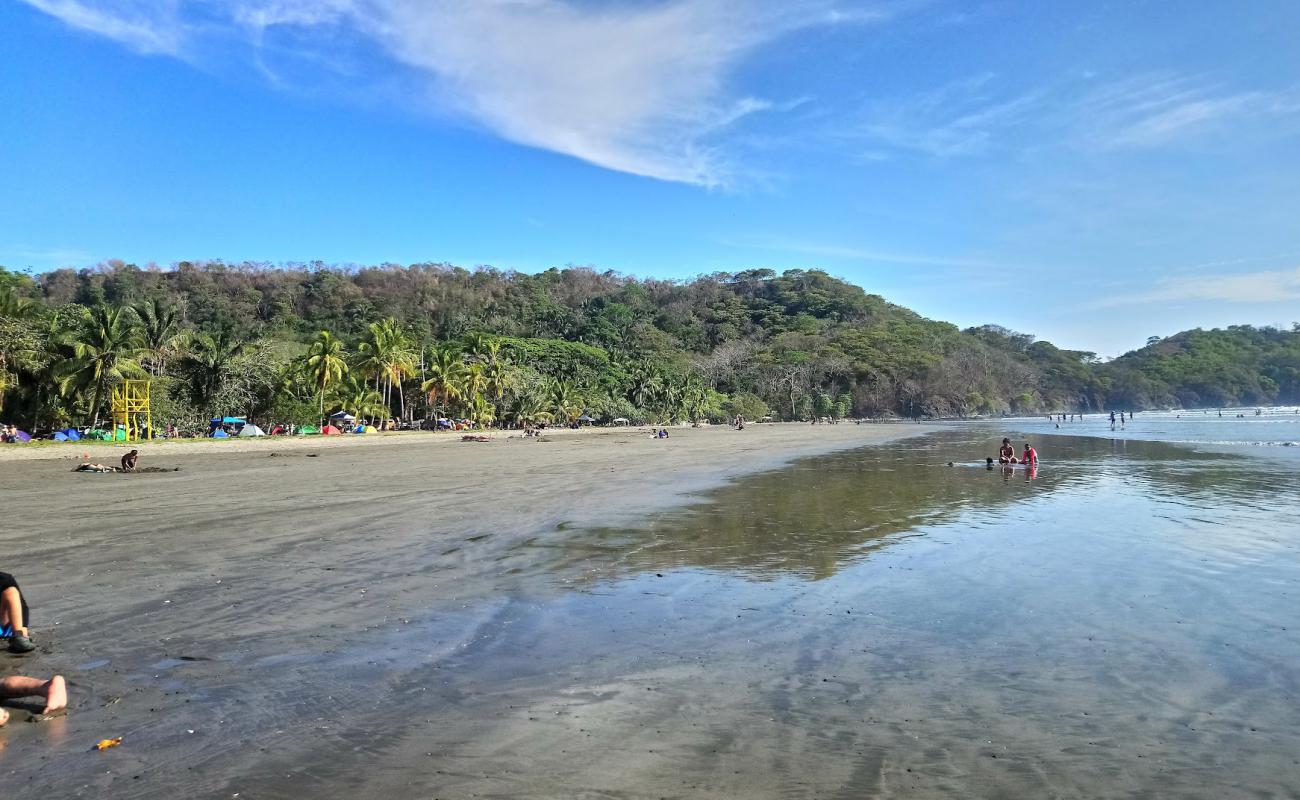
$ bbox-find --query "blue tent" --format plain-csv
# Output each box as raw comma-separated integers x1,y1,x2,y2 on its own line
53,432,69,442
63,428,81,441
211,429,229,438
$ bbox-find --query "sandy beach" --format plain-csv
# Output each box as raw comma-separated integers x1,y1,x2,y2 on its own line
0,422,932,798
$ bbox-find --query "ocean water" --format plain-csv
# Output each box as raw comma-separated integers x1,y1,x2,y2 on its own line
243,421,1300,798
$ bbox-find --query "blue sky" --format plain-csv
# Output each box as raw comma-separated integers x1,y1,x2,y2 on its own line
3,0,1299,356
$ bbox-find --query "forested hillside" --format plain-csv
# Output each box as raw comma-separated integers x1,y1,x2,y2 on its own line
1,261,1296,432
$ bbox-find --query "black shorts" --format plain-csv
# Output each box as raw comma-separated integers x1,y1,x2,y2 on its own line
0,572,29,628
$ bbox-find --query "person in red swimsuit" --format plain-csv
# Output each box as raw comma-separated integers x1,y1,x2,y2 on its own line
1020,443,1038,466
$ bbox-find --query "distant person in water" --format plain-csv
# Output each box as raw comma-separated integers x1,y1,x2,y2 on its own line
0,675,67,724
1021,443,1038,466
120,449,139,472
986,457,995,469
998,438,1016,464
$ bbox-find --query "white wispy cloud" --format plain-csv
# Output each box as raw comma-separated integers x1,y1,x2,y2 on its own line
1090,266,1300,308
1073,73,1299,149
21,0,184,53
729,237,1005,270
19,0,886,186
856,73,1043,157
855,71,1300,159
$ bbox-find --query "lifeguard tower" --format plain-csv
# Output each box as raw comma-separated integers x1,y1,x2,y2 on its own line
111,379,153,441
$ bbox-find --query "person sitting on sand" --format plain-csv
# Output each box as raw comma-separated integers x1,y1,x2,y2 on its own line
0,572,35,653
998,438,1016,464
0,675,67,724
120,449,139,472
1021,443,1038,467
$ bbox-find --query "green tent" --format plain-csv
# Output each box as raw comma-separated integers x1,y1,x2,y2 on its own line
299,425,320,434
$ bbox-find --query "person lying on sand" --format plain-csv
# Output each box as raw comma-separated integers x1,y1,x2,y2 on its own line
0,572,35,653
0,675,67,724
120,449,139,472
73,463,117,473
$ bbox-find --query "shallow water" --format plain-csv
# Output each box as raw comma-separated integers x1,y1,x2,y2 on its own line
233,428,1300,798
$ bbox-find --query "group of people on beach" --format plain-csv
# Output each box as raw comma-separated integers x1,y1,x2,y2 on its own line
0,571,68,724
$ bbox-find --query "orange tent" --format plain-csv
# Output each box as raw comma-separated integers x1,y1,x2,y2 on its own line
321,424,343,435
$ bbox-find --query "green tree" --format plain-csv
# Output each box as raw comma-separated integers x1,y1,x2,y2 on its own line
57,305,148,425
302,330,348,426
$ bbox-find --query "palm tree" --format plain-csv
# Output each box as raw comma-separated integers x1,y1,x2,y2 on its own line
180,331,247,415
548,379,581,424
421,345,468,424
332,375,387,423
303,330,348,426
684,381,708,426
356,318,416,419
506,390,551,428
627,364,662,411
468,392,497,428
134,298,186,376
0,286,41,413
56,305,147,426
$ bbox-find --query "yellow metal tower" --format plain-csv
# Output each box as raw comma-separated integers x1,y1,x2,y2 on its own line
110,380,153,441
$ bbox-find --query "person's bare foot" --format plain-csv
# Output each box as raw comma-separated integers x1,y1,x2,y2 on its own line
41,676,66,716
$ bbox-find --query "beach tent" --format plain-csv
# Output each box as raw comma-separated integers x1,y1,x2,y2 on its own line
238,424,267,437
577,415,595,424
211,416,246,425
612,417,630,426
354,424,370,433
62,428,81,441
211,429,229,438
86,428,111,441
12,430,31,443
53,432,69,442
299,425,320,434
329,412,356,422
321,424,342,435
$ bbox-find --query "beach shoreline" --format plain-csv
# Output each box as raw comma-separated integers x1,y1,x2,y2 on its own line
0,421,936,798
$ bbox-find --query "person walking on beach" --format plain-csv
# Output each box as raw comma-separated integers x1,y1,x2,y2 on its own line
0,572,35,653
0,675,67,723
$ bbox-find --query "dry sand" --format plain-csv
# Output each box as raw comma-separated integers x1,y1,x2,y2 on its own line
0,422,933,798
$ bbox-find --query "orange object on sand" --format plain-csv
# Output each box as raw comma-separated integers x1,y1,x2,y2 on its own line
94,737,123,751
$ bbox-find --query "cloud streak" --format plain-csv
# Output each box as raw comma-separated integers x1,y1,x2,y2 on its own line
19,0,882,186
1091,266,1300,308
854,71,1300,159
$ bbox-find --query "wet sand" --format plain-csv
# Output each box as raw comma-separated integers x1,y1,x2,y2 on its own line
0,423,933,798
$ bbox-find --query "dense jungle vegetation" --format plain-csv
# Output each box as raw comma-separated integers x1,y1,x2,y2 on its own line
1,261,1297,432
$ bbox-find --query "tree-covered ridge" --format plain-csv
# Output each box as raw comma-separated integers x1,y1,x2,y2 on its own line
0,261,1296,431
